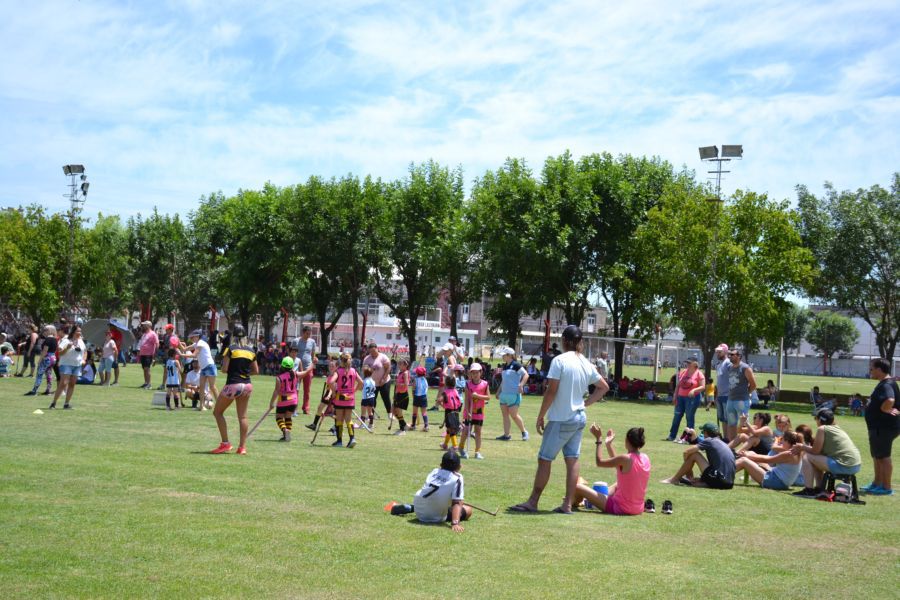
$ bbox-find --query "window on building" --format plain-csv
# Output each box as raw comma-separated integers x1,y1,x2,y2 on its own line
435,336,441,343
587,314,596,333
461,304,470,321
386,333,392,340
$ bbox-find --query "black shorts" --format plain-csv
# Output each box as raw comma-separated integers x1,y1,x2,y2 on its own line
445,410,461,435
413,394,428,408
361,396,376,408
701,466,733,490
276,404,298,414
464,418,484,427
140,355,153,368
166,384,180,390
446,504,470,522
868,427,899,459
393,392,409,411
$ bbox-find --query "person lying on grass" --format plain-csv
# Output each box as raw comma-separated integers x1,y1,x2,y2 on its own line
388,451,473,533
661,422,735,489
572,424,651,515
734,430,802,490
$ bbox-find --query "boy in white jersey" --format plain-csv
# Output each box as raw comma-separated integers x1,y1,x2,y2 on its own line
387,451,473,532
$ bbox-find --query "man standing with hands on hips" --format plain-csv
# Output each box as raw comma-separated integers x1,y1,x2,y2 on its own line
363,342,392,418
723,348,756,443
509,325,608,514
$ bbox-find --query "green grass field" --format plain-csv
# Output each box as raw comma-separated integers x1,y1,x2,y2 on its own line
1,365,897,599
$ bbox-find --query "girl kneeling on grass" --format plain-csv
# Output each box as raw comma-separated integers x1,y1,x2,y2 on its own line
734,430,802,490
210,325,259,455
328,353,363,448
573,424,651,515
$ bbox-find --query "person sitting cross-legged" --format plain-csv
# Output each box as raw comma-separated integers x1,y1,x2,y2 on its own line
735,430,802,490
661,422,735,489
572,424,651,515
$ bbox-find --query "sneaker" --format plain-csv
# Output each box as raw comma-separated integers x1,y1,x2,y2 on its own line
408,425,417,431
305,423,317,431
284,430,291,442
110,382,118,386
474,452,484,460
522,431,530,441
347,439,357,448
678,476,693,486
662,500,673,515
24,391,36,396
792,487,819,498
664,437,675,442
211,442,232,454
63,405,73,410
236,446,246,455
393,430,406,436
495,434,512,441
644,499,656,513
47,403,56,410
861,482,880,493
460,450,469,459
868,487,894,496
422,426,429,432
439,443,448,450
42,390,52,396
329,427,336,436
331,440,343,447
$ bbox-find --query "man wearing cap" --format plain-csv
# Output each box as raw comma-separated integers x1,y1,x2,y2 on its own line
661,422,735,489
713,344,730,434
137,321,159,389
449,335,466,362
295,326,318,414
363,342,392,417
723,348,756,443
509,325,608,514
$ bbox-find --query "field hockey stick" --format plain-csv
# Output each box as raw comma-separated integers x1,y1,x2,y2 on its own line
246,407,273,440
465,502,499,516
353,409,373,433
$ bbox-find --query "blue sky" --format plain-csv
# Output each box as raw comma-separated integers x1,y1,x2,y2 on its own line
1,0,898,218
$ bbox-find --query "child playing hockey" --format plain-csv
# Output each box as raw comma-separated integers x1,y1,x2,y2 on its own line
164,348,182,410
438,374,462,451
361,365,377,429
459,363,489,459
270,357,313,441
412,365,430,432
327,353,363,448
306,358,337,433
387,450,473,533
392,358,411,435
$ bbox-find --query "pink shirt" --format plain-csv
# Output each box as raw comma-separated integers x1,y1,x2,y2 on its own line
139,331,159,357
395,369,410,393
362,353,391,386
442,388,461,411
610,452,651,515
333,367,358,407
276,371,299,407
677,369,704,396
465,380,489,417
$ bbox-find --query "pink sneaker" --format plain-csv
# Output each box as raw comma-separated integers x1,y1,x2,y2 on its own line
211,442,232,454
236,446,247,455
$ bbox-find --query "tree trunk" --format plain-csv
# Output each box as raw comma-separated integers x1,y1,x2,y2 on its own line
449,301,459,339
351,301,360,359
406,318,418,362
238,304,250,332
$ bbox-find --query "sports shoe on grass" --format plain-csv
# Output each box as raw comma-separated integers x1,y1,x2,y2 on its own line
305,423,316,431
63,404,73,410
439,443,448,450
422,426,429,432
644,499,655,513
331,440,343,447
792,487,818,498
474,452,484,460
662,500,673,515
408,425,417,431
211,442,232,454
24,391,36,396
236,446,246,455
347,439,357,448
393,430,406,436
522,431,530,441
861,482,880,493
496,434,511,441
868,487,893,496
283,430,291,442
460,450,469,459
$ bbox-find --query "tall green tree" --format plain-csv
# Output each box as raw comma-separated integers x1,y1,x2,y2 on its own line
782,302,811,368
807,310,859,373
374,161,464,359
126,209,188,324
438,201,475,339
80,214,133,318
797,174,900,360
640,188,814,377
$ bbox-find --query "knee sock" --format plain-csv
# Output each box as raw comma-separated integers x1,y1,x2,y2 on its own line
276,416,285,431
412,414,418,428
166,395,171,408
450,435,459,448
347,422,355,440
285,417,292,431
444,433,451,446
368,414,374,426
398,418,407,431
312,415,320,427
423,415,429,427
336,423,343,442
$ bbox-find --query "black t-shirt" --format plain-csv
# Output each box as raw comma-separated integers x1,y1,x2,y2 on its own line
43,336,58,354
223,344,256,385
866,378,900,431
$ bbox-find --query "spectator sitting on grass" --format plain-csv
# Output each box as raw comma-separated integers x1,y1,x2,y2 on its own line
572,424,651,515
728,412,775,455
661,422,735,489
791,409,861,497
735,430,802,490
387,451,473,533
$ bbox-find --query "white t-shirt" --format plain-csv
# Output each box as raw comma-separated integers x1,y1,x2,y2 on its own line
195,340,214,369
413,468,464,523
58,337,86,367
546,351,600,422
185,370,201,388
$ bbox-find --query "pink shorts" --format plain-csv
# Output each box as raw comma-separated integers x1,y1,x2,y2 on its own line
603,494,641,516
221,383,253,398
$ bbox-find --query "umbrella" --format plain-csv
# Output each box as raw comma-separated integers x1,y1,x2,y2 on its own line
82,319,135,350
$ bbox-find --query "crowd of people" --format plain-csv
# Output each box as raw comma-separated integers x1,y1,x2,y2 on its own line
3,318,897,531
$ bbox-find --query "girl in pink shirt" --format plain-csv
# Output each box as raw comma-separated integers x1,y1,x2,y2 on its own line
327,353,363,448
459,363,490,459
574,425,651,516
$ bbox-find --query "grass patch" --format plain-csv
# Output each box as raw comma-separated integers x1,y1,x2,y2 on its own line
1,366,897,599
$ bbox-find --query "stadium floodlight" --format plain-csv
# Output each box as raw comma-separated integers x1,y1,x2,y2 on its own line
721,145,743,158
698,146,718,160
63,164,85,176
81,182,90,196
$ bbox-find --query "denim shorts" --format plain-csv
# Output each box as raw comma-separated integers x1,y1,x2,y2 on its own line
200,364,217,377
725,399,749,426
99,357,115,373
762,470,789,490
59,364,82,377
538,411,586,461
498,392,521,407
826,458,861,476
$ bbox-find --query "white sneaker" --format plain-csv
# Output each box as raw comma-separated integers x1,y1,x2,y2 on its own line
393,429,406,436
522,431,530,441
460,450,469,459
474,452,484,460
408,425,417,431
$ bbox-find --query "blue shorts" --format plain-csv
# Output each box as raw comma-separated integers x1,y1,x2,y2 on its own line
725,399,749,426
762,470,789,490
538,411,586,461
826,458,861,476
59,364,82,377
498,392,521,407
99,357,115,373
200,364,217,377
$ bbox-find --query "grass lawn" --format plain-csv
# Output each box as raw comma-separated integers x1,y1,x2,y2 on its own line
1,365,897,599
621,364,873,396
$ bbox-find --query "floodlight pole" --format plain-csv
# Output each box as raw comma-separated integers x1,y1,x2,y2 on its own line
63,166,88,319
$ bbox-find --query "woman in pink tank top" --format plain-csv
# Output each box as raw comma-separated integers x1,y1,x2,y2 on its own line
573,424,651,515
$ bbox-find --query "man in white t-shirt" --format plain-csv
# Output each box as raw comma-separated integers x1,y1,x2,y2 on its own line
509,325,608,514
389,451,473,532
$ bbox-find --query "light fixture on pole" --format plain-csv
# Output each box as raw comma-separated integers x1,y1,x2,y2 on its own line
697,145,742,377
62,164,89,316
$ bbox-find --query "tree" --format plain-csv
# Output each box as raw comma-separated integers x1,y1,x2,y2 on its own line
797,174,900,360
807,310,859,374
468,158,547,348
640,187,814,377
437,202,475,339
374,161,464,360
580,153,681,381
79,214,132,318
782,302,811,368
